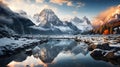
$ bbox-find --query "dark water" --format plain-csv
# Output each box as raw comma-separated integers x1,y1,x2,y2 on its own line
0,39,119,67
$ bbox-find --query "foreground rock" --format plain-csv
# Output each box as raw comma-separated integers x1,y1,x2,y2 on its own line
91,49,120,65
86,36,120,66
88,43,111,51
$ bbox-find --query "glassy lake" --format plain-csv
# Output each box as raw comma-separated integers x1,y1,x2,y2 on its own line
0,39,119,67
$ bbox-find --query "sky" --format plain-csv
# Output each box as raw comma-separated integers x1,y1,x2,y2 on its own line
2,0,120,21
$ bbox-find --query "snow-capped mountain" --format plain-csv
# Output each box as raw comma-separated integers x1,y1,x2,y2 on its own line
71,16,83,23
17,10,40,26
70,16,93,32
92,5,120,27
31,9,93,34
31,9,81,35
33,9,63,27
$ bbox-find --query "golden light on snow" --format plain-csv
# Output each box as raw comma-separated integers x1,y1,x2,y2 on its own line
92,5,120,27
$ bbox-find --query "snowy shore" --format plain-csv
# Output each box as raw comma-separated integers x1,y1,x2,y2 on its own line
0,35,120,58
0,37,47,56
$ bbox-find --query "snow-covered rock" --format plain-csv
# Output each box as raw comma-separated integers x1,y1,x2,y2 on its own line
0,37,40,56
71,16,83,23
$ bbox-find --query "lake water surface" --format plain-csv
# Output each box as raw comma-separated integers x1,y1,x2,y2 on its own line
0,39,119,67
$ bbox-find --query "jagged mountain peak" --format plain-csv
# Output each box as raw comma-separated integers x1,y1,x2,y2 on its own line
83,16,91,24
73,16,80,19
71,16,91,25
71,16,83,23
40,9,55,15
34,8,63,27
39,8,57,20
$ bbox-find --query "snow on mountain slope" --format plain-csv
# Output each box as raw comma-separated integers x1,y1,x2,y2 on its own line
92,5,120,34
33,9,63,27
31,9,80,34
71,16,93,31
31,8,93,34
71,16,83,23
30,25,74,34
92,5,120,27
29,8,94,34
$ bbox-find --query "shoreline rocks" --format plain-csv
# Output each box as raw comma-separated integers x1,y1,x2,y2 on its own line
0,38,48,57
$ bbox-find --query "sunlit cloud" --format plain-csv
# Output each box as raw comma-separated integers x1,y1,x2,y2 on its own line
67,1,73,6
1,0,86,20
35,0,44,3
50,0,68,5
0,0,7,6
92,5,120,26
39,4,58,14
2,0,58,16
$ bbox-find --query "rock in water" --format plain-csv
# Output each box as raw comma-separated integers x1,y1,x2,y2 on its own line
104,51,114,58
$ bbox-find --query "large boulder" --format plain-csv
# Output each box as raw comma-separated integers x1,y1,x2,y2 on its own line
97,43,111,50
88,44,97,51
104,51,114,58
90,49,104,57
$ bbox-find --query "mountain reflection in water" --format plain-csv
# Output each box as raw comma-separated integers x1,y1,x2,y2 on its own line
0,39,119,67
